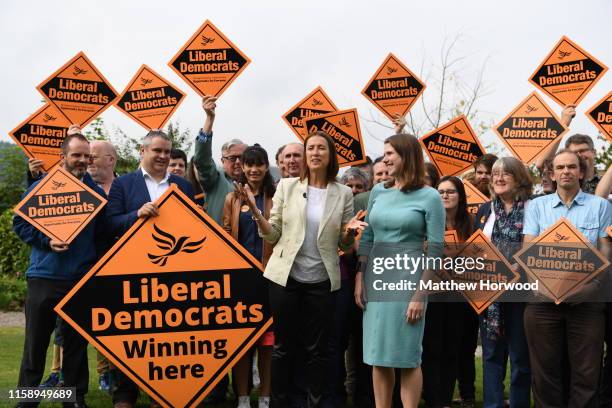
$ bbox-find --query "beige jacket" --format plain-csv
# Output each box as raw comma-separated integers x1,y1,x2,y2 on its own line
261,177,354,291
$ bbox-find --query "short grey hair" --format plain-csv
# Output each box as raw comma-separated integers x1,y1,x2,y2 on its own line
340,167,371,189
221,139,246,154
142,130,171,147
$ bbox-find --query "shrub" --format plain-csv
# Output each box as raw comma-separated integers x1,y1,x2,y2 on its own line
0,209,30,277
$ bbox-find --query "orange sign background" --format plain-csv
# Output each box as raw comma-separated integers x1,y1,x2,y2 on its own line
529,36,608,107
115,64,186,130
37,51,118,126
514,218,610,304
420,115,486,176
586,91,612,143
55,186,272,408
494,92,568,164
8,104,71,171
361,53,426,120
13,165,107,244
282,86,338,139
303,108,367,167
464,180,490,217
169,20,250,98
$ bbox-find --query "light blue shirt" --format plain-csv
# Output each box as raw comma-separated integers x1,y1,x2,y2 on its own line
523,190,612,245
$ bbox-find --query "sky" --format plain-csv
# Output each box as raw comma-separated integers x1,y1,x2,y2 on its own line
1,0,611,163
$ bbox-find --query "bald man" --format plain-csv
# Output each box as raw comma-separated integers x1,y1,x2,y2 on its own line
282,142,304,178
88,140,117,194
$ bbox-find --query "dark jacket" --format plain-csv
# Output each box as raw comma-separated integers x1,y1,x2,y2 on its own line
107,169,195,237
13,172,109,280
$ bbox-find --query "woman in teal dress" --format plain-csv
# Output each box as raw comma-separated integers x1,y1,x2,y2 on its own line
354,133,445,407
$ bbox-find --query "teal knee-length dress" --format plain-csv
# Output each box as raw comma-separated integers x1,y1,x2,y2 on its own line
358,183,445,368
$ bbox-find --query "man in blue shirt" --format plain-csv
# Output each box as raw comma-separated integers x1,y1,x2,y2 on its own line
13,133,109,408
523,148,611,408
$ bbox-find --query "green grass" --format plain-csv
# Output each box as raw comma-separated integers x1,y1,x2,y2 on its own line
0,327,505,407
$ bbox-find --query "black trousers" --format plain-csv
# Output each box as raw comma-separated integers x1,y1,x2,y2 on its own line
422,302,462,407
269,278,335,408
455,301,478,401
601,302,612,407
524,302,605,408
18,278,88,405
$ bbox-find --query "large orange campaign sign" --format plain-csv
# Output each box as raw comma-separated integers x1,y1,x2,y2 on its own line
447,230,520,314
586,91,612,143
115,65,186,130
361,53,425,120
494,92,568,164
55,186,272,408
420,115,486,177
514,218,610,304
529,36,608,107
303,108,367,167
13,165,107,244
8,103,71,171
169,20,250,98
282,87,338,139
37,52,118,126
463,180,490,216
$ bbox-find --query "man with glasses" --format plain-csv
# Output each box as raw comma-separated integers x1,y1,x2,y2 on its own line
193,95,247,225
88,140,117,195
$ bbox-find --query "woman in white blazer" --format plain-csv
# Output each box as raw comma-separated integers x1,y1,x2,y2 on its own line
236,131,366,408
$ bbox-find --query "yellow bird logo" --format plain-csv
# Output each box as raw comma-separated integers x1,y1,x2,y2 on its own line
558,50,571,59
452,125,464,135
525,104,538,115
201,36,215,46
386,66,398,75
42,113,56,122
147,224,206,266
140,78,153,86
553,232,570,243
338,117,351,128
51,181,66,191
73,66,88,76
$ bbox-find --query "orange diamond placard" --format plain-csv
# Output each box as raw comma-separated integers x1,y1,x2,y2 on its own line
529,36,608,107
37,51,118,126
303,108,367,167
13,165,107,244
282,86,338,139
450,230,520,314
115,65,186,130
169,20,250,98
8,104,71,171
514,218,610,304
464,180,490,217
586,91,612,143
361,53,426,120
55,185,272,408
494,92,568,164
420,115,486,177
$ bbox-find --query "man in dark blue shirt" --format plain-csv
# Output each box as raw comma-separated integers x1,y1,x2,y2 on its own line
13,132,108,408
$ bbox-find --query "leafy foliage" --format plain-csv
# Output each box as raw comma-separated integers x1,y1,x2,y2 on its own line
0,142,27,213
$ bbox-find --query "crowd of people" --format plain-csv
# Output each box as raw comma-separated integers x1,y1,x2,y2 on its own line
12,96,612,408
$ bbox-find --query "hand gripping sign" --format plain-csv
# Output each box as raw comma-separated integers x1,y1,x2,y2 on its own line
8,104,71,171
282,86,338,139
494,92,568,164
115,65,186,130
37,51,118,127
169,20,250,98
529,36,607,107
55,185,272,408
514,218,610,304
13,165,107,244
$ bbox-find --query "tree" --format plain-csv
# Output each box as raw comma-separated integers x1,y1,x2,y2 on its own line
361,33,504,157
0,142,27,213
166,120,193,154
